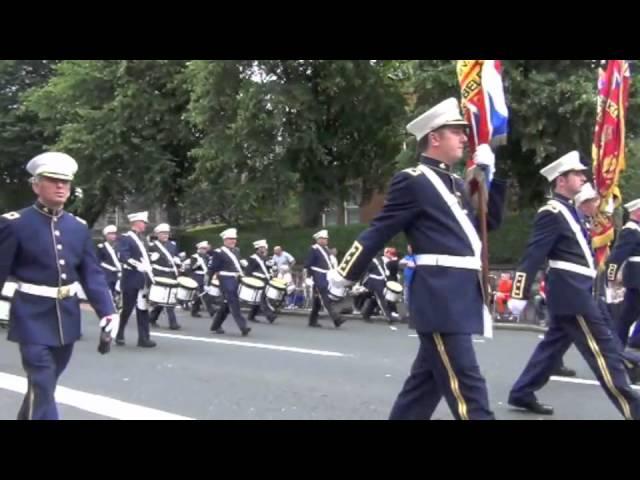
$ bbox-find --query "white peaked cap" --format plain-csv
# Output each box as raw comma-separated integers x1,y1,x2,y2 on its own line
102,225,117,236
196,241,210,249
26,152,78,181
220,228,238,239
313,229,329,240
154,223,171,234
574,183,599,206
127,211,149,223
253,239,268,249
406,97,469,141
625,199,640,212
539,151,587,182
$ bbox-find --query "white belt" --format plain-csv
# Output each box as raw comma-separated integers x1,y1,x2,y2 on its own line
218,271,241,277
17,281,81,299
311,267,329,273
628,257,640,263
548,260,597,278
100,262,121,272
415,254,481,271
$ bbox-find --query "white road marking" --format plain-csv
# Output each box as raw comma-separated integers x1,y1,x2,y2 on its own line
551,375,640,391
408,334,418,337
0,372,193,420
150,332,349,357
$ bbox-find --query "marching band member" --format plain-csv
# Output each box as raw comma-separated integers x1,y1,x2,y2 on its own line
189,241,211,318
507,153,640,418
304,230,345,328
246,239,277,324
116,211,156,348
97,224,122,300
0,152,118,419
148,223,181,330
329,98,507,419
208,228,251,336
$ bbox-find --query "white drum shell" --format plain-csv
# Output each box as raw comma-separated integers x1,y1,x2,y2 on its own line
148,283,178,306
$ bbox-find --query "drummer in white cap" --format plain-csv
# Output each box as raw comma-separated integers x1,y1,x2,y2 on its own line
245,239,277,324
304,229,345,328
208,228,251,336
148,223,182,330
188,240,213,317
116,210,157,348
96,225,122,298
507,152,640,418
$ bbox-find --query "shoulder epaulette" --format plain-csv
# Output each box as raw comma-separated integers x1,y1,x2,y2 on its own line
2,211,20,220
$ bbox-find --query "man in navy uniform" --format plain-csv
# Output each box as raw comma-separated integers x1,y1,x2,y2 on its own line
96,224,122,300
0,152,119,420
329,98,506,420
208,228,251,336
148,223,182,330
606,199,640,348
507,153,640,419
116,211,156,348
360,254,397,324
305,230,345,329
189,241,211,318
246,239,277,324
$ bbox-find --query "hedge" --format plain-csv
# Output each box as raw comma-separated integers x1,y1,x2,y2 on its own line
173,209,537,266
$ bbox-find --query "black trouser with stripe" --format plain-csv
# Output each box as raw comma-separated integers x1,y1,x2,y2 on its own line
510,302,640,420
309,286,343,326
389,333,494,420
248,295,277,323
362,288,397,323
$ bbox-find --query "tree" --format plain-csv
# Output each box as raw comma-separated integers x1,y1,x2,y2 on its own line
0,60,59,211
24,60,198,225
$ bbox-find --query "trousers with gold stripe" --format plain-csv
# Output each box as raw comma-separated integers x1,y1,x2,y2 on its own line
17,343,74,420
389,333,494,420
510,302,640,420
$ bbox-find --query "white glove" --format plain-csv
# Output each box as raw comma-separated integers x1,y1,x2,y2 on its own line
240,259,248,268
149,252,160,262
327,269,353,289
99,313,120,339
173,257,182,265
507,299,528,316
473,144,496,181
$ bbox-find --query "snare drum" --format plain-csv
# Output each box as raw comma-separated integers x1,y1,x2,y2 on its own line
0,299,10,324
238,276,265,306
148,277,179,307
265,278,287,303
204,278,223,303
176,276,198,303
0,281,17,325
327,283,347,302
383,281,404,303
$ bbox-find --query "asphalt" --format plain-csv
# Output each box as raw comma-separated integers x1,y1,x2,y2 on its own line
0,306,633,420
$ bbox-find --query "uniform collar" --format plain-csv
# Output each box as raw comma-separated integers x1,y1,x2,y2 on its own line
420,155,453,174
33,201,64,218
552,193,574,206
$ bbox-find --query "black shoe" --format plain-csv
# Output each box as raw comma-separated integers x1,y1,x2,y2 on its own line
115,338,125,346
191,313,202,318
169,324,181,331
309,323,323,328
241,327,251,337
363,315,373,323
268,316,277,324
137,339,157,348
150,322,159,328
508,398,554,415
333,317,346,328
212,328,225,335
552,365,576,377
